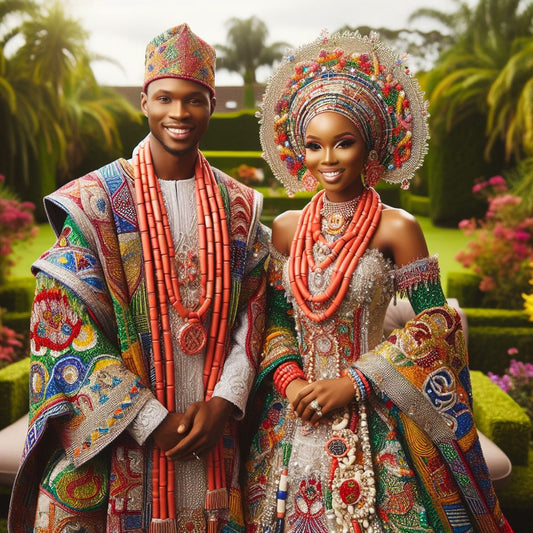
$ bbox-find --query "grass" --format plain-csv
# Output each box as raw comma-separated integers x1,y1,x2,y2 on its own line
8,223,56,280
417,215,470,289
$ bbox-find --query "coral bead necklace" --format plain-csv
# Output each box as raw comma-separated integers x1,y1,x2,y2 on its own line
289,187,382,322
134,139,231,527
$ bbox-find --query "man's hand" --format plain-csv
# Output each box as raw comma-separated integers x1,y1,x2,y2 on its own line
164,397,234,460
152,412,185,452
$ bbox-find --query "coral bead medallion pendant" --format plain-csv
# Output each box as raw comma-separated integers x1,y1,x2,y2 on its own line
178,318,207,355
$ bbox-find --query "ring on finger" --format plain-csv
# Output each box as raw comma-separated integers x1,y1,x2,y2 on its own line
310,399,321,411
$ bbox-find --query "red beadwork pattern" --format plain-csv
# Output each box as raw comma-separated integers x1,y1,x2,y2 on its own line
31,288,83,352
179,320,208,355
288,187,382,322
339,479,361,506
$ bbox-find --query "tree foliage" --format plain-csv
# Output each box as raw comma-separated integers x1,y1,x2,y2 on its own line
0,0,141,209
215,16,289,108
418,0,533,226
425,0,533,165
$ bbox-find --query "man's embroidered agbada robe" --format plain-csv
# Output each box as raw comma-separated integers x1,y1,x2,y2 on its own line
9,156,269,532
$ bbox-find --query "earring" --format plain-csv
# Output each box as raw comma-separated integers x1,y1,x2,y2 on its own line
363,150,384,187
301,170,318,191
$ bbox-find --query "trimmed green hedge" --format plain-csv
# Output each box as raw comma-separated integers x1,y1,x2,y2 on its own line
402,193,430,217
0,279,35,313
426,113,500,227
470,370,531,465
0,358,29,430
468,326,533,374
465,308,532,328
447,271,483,307
2,311,31,337
201,111,261,151
497,448,533,516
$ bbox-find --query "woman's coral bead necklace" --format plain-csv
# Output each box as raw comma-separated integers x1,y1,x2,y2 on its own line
289,187,382,322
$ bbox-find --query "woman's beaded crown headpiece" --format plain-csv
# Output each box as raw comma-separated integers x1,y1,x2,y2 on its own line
258,30,430,195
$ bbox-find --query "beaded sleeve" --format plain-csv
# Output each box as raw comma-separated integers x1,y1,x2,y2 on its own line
28,216,155,466
254,247,301,391
394,255,446,314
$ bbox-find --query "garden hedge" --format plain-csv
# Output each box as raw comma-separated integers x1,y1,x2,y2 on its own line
497,448,533,518
465,308,532,328
467,326,533,374
402,193,430,217
201,111,262,151
0,279,35,313
2,311,31,337
426,113,502,227
470,370,531,466
0,358,29,430
447,271,483,307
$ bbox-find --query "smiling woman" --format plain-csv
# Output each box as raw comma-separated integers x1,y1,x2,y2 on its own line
303,113,369,203
244,29,513,533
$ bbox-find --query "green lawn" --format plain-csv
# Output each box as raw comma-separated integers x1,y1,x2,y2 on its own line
9,216,470,295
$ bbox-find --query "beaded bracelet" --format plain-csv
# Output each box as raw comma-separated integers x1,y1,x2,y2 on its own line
342,367,371,402
274,361,306,397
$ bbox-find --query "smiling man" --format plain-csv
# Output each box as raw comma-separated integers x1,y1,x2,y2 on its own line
9,24,269,533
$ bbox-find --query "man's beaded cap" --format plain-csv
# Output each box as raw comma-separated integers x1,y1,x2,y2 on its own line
258,30,430,195
143,23,216,95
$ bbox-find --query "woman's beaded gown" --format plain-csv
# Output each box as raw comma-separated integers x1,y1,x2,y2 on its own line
246,241,507,532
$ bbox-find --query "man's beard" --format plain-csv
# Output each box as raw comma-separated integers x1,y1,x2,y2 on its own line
152,131,197,158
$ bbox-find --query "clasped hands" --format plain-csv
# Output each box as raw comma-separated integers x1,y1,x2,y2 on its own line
152,396,233,461
285,375,355,425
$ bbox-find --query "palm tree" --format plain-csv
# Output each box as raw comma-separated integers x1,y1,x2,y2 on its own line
0,0,39,191
0,1,141,213
216,16,289,109
422,0,533,226
408,0,476,50
61,55,141,181
486,36,533,162
426,0,533,162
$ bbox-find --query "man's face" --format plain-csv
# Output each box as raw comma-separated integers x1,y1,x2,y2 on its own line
141,77,215,158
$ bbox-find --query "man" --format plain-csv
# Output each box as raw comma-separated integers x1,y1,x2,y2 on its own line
9,24,269,532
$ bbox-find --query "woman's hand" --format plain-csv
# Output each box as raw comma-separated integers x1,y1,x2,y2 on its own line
289,376,354,424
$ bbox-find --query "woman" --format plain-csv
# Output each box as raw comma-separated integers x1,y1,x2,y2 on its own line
245,31,511,533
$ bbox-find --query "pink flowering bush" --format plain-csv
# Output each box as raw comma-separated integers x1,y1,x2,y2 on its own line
0,321,24,370
456,176,533,308
0,174,38,282
488,348,533,424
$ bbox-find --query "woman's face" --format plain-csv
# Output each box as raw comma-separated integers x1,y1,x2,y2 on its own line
304,112,368,202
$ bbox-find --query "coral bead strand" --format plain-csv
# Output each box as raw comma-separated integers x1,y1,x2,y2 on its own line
289,187,382,322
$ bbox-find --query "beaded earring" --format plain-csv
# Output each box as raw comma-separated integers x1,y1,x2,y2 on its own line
362,150,384,187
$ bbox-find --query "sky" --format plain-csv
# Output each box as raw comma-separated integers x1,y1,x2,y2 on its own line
62,0,478,87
